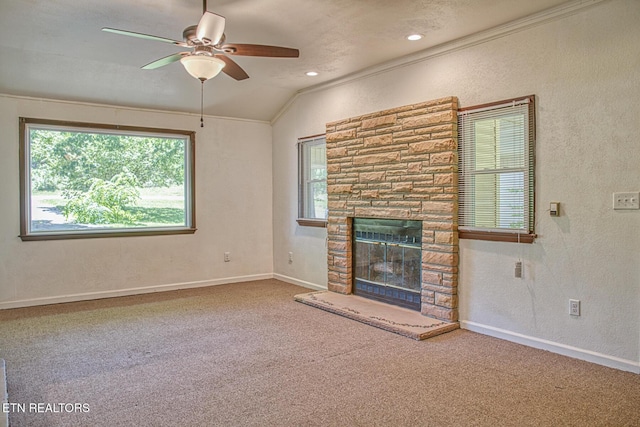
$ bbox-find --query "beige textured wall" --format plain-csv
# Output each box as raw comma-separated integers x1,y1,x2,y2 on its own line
272,0,640,371
0,95,274,307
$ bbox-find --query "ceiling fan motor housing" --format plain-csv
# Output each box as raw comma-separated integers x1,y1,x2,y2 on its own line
182,26,199,46
183,25,230,51
193,46,215,56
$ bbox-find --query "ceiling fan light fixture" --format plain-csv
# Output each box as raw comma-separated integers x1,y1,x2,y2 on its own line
180,55,226,81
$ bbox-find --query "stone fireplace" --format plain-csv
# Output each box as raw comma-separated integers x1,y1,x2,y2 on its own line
326,96,459,323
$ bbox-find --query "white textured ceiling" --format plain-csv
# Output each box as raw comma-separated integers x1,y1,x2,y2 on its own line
0,0,572,122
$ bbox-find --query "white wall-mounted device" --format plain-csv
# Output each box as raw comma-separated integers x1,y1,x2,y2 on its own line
613,192,639,210
569,299,581,316
514,261,523,278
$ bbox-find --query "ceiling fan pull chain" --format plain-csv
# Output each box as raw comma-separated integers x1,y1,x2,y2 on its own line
200,79,205,127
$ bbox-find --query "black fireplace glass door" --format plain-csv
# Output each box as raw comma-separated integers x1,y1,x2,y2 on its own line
387,244,421,291
353,218,422,311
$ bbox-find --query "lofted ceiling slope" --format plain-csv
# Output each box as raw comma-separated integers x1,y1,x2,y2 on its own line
0,0,575,122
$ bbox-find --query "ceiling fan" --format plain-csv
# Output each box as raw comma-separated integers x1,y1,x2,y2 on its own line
102,0,300,81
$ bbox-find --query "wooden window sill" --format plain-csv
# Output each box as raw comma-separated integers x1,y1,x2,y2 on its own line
296,218,328,228
459,230,536,243
20,228,197,241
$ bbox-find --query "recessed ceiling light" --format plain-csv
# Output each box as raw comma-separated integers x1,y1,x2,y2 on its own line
407,34,423,41
306,71,319,77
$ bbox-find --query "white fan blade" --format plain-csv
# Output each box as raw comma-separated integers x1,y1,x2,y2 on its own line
102,28,187,47
196,12,225,46
142,53,188,69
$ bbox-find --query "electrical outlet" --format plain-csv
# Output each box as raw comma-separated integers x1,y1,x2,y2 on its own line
224,252,231,262
288,252,293,263
569,299,580,316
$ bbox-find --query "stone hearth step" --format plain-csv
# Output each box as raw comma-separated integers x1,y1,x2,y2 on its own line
295,291,459,340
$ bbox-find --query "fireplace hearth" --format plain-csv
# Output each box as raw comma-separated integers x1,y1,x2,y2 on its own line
354,218,422,311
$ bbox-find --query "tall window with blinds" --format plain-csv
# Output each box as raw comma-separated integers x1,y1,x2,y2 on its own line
297,135,327,226
458,95,535,242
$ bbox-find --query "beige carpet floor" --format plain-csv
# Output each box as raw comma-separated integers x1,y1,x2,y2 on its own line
0,279,639,427
295,290,459,339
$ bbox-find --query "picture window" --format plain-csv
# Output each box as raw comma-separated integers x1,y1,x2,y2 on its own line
19,118,196,240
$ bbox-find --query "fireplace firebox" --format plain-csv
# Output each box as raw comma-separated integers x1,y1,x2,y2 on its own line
353,218,422,311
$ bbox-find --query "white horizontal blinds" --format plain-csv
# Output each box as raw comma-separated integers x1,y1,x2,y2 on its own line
458,96,534,233
298,135,327,219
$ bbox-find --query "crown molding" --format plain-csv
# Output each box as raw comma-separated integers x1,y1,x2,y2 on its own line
0,93,270,125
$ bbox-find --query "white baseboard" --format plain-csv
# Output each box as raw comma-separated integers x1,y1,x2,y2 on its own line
461,320,640,374
0,273,273,310
273,274,326,291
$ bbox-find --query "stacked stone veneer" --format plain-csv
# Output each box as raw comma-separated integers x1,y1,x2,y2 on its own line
326,96,459,322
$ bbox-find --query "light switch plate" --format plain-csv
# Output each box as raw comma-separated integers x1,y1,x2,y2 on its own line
613,192,640,210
